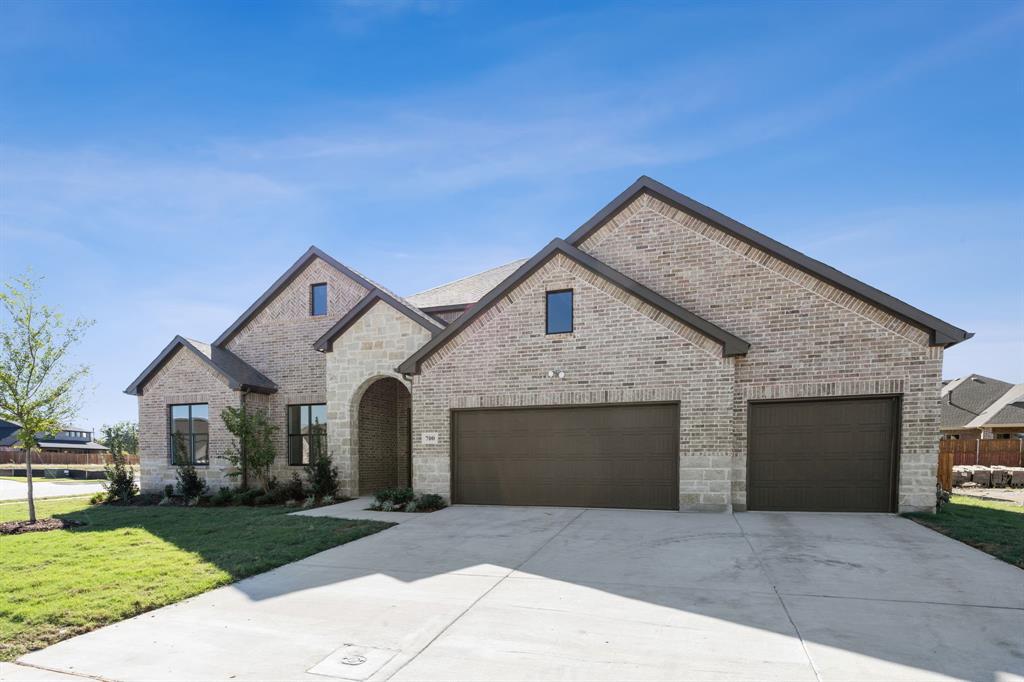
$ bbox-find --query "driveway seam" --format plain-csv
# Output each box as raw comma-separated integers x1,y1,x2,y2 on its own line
6,661,116,682
382,508,588,681
732,513,823,682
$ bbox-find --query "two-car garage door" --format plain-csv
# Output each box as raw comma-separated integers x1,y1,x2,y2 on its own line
451,397,899,513
452,404,678,510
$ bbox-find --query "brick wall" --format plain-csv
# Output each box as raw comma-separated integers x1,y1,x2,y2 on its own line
137,347,240,493
222,256,369,482
577,192,944,512
357,377,401,493
411,253,736,510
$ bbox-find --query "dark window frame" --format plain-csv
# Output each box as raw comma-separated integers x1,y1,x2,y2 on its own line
287,403,327,466
168,403,210,466
545,289,574,335
310,282,328,317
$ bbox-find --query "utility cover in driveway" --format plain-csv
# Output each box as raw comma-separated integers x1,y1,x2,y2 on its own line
747,397,899,512
452,403,678,510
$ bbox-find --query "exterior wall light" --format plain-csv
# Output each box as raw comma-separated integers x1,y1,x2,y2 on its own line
547,370,566,379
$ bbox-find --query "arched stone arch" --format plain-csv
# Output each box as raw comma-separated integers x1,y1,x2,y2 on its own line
354,376,411,494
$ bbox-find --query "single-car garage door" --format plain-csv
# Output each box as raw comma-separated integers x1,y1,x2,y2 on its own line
747,397,899,512
452,403,678,510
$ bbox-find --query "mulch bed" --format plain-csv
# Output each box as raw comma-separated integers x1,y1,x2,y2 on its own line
0,518,85,535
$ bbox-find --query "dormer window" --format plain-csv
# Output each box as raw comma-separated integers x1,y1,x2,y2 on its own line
546,289,573,334
310,283,328,316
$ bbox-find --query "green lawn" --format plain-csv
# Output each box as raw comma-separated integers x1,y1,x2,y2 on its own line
905,495,1024,568
0,497,393,661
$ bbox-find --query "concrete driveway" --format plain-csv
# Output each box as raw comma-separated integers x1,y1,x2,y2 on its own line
13,506,1024,681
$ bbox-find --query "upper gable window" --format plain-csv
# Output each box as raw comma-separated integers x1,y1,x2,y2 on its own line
310,283,328,316
546,289,573,334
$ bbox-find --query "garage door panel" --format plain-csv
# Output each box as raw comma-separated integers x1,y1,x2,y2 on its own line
747,398,897,512
453,404,678,510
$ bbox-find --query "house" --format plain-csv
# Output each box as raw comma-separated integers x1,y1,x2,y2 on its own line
126,176,971,513
941,375,1024,440
0,425,109,454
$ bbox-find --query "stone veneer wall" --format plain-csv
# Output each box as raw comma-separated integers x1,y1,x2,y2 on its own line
137,347,240,493
577,192,943,512
411,253,736,511
223,256,369,482
325,301,433,496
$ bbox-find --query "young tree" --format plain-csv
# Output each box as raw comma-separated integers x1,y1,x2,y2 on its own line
100,420,138,456
220,405,277,490
0,272,93,522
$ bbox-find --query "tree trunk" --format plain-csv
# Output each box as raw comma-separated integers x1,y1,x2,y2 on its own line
24,447,36,523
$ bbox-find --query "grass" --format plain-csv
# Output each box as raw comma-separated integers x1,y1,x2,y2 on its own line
905,495,1024,569
0,496,393,661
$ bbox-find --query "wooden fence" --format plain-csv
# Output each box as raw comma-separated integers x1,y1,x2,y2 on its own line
937,450,954,492
0,448,139,466
939,438,1023,467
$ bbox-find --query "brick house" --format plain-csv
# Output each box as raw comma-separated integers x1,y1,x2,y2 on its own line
126,176,970,513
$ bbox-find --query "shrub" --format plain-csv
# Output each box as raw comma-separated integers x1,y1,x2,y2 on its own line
163,484,174,499
305,450,339,501
175,463,208,502
211,487,234,506
284,473,306,502
89,491,107,505
236,488,260,506
416,493,446,511
374,487,415,506
253,493,275,506
102,452,138,504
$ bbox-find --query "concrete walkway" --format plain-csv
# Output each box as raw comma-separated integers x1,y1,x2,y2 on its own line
0,478,103,501
14,507,1024,681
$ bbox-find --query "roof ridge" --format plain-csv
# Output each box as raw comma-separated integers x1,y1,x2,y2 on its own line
408,258,528,299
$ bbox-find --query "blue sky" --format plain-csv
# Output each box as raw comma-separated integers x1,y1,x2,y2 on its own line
1,0,1021,430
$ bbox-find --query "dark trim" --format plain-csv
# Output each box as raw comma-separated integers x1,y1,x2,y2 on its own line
545,289,574,335
309,282,328,317
285,403,327,466
418,303,473,314
314,289,442,352
566,176,971,347
167,402,210,467
396,239,750,375
215,246,378,347
124,336,278,396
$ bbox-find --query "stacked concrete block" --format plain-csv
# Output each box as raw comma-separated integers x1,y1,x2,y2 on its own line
989,466,1011,488
1008,468,1024,488
952,466,973,486
969,466,992,487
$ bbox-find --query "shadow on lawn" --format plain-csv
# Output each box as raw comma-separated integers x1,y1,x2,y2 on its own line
52,504,394,580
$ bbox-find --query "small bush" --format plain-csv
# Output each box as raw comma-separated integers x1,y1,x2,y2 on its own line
163,484,174,499
211,487,235,506
175,464,208,502
416,493,446,511
403,498,418,513
374,487,415,506
284,473,306,502
305,451,339,501
89,491,107,505
103,452,138,504
301,495,317,509
236,488,260,506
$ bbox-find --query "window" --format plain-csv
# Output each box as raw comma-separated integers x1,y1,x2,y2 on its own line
546,289,573,334
287,404,327,465
310,283,328,316
169,404,209,465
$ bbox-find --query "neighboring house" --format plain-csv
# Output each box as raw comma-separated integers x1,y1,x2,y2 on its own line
126,176,971,513
0,425,109,454
941,375,1024,440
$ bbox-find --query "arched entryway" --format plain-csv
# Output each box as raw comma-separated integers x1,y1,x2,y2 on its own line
356,376,411,495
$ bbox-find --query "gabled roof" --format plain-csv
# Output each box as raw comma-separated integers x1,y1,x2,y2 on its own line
967,383,1024,428
567,176,972,348
940,374,1015,429
214,246,434,347
124,336,277,396
405,259,528,308
314,289,442,352
396,239,750,375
